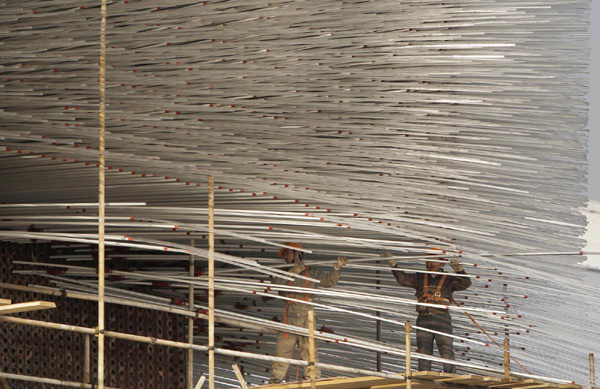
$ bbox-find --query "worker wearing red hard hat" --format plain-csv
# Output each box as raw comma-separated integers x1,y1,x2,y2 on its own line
268,242,347,384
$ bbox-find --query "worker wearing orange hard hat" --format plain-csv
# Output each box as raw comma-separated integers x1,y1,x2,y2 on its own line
268,242,347,384
384,248,471,373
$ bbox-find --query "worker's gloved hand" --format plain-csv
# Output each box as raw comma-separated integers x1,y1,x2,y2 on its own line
449,258,463,272
381,251,396,267
289,260,306,274
333,256,348,270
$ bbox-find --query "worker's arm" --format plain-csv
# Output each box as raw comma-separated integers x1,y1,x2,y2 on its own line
449,259,472,291
383,252,418,288
271,260,305,286
309,260,344,288
315,268,340,287
316,256,347,287
390,265,418,288
452,270,472,291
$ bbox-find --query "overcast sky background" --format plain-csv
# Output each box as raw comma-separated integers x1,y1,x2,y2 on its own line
583,0,599,267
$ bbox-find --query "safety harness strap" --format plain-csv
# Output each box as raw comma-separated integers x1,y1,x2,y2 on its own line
419,273,448,304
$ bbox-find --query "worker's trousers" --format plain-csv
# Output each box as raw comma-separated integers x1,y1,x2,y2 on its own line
416,312,456,373
269,314,320,383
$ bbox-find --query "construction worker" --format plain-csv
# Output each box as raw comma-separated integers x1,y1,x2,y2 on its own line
384,251,471,373
269,242,348,384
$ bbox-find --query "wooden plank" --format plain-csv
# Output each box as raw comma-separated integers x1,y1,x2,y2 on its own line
0,299,11,306
246,376,580,389
436,374,503,386
0,301,55,315
489,380,549,389
410,372,456,381
257,376,404,389
371,381,439,389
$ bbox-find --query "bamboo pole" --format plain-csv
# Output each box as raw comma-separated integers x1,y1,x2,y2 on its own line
0,0,593,383
232,364,248,389
376,260,382,372
0,282,277,335
405,321,412,389
590,353,595,387
97,0,107,387
450,298,531,374
84,334,91,384
308,310,317,389
504,339,510,380
0,281,509,376
0,377,9,389
208,176,215,389
188,239,195,389
0,316,406,380
2,283,467,367
0,372,118,389
194,376,206,389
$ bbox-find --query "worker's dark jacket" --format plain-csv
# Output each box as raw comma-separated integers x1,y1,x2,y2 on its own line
391,267,471,315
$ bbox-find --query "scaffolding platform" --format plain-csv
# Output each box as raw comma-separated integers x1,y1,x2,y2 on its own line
246,371,584,389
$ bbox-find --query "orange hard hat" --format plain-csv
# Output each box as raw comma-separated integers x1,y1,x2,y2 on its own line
278,242,303,257
427,247,447,261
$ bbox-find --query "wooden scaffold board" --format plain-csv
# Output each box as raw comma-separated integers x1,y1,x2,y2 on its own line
244,372,584,389
0,301,56,315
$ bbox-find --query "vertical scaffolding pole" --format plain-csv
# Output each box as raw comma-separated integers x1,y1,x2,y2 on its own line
208,176,215,389
84,334,91,384
376,261,382,372
405,321,412,389
97,0,107,387
504,339,510,380
590,353,596,387
188,239,195,389
308,310,317,389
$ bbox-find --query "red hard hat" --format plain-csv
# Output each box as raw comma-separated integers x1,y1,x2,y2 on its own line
278,242,303,257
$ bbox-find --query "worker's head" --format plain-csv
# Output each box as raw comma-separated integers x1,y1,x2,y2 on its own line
426,260,444,272
425,247,444,272
278,242,304,264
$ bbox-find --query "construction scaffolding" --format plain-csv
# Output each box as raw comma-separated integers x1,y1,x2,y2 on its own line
0,0,598,387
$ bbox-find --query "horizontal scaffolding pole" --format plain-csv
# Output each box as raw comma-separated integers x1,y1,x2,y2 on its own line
0,371,119,389
0,316,406,381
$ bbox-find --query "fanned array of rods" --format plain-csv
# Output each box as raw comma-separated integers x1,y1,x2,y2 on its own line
0,0,595,386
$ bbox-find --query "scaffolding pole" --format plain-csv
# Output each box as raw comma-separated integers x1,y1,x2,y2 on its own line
189,239,195,389
0,372,119,389
405,321,412,389
208,176,215,389
590,353,595,388
97,0,107,386
0,316,405,380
